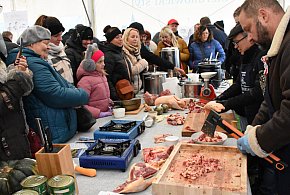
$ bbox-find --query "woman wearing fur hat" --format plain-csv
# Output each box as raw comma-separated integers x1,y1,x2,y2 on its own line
98,26,131,101
122,28,148,93
65,24,94,85
6,25,89,143
77,44,112,118
35,15,73,84
0,37,34,160
155,26,190,73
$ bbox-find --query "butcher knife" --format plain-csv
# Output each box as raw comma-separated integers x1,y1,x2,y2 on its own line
201,110,287,171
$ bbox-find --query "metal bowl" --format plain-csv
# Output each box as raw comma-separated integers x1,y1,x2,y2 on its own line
122,98,141,111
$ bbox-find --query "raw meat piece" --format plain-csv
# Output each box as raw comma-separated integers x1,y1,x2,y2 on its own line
142,146,174,169
154,134,173,143
196,133,223,143
129,162,158,180
167,113,185,125
155,95,187,110
113,177,153,193
159,89,172,96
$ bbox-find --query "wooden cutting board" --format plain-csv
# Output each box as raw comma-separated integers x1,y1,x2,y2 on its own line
125,104,145,115
182,112,238,137
152,143,247,195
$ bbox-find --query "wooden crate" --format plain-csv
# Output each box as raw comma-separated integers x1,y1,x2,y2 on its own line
152,143,247,195
182,112,238,137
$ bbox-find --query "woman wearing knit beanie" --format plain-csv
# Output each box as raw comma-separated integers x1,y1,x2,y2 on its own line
65,24,94,85
98,25,133,101
76,44,112,118
6,25,89,143
122,27,148,93
35,15,74,84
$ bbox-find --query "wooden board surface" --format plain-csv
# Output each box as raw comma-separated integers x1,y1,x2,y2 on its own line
125,104,145,115
182,112,238,137
152,143,247,195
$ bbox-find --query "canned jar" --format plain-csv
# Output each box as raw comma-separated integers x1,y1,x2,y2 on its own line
21,175,47,195
13,189,39,195
47,175,75,195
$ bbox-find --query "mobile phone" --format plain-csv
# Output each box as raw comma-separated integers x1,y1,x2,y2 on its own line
19,37,23,57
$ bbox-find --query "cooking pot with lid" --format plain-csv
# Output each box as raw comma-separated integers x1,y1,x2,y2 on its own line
161,47,180,69
143,71,167,95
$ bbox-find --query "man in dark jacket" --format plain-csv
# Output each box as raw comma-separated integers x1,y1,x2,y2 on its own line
238,1,290,194
2,31,18,53
213,24,265,131
65,24,93,85
200,16,227,49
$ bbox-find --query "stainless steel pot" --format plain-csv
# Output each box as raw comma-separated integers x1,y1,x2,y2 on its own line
143,71,167,94
180,81,202,98
160,47,180,69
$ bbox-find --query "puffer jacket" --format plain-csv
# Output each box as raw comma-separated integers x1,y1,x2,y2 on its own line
155,37,190,73
76,65,110,118
0,60,33,160
6,48,89,143
189,39,225,69
99,42,131,101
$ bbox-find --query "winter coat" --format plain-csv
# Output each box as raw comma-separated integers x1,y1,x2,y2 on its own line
122,47,148,93
3,37,18,53
65,37,86,85
189,39,225,69
6,48,89,143
76,65,111,118
140,43,175,71
155,37,190,73
99,42,131,101
48,42,74,84
206,24,227,49
216,45,265,124
0,60,33,160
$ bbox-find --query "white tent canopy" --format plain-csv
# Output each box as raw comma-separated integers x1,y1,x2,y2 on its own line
0,0,288,42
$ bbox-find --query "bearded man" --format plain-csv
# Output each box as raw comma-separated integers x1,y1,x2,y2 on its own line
237,0,290,194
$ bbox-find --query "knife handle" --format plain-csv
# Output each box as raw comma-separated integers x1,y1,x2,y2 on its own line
222,120,287,171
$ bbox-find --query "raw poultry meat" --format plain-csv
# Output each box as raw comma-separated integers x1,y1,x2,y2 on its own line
155,95,187,110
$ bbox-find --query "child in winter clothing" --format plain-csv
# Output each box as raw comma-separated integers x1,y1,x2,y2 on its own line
77,44,112,118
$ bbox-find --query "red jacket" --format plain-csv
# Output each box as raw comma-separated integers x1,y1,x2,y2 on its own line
77,65,111,118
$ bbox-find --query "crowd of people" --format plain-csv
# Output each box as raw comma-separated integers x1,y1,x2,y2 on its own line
1,0,290,194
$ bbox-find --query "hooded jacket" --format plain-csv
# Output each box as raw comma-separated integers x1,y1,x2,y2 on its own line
76,64,110,118
6,48,89,143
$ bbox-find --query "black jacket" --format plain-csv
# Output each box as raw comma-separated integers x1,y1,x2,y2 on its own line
216,45,266,124
99,42,131,101
3,37,18,54
0,64,33,160
140,44,175,71
206,24,227,49
65,37,86,85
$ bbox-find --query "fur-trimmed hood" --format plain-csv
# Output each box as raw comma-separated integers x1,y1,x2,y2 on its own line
267,6,290,57
0,60,7,84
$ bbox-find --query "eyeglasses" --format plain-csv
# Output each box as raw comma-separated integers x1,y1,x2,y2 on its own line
232,35,247,46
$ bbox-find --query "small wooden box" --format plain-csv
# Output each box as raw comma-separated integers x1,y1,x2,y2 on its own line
35,144,78,194
35,144,74,178
152,143,247,195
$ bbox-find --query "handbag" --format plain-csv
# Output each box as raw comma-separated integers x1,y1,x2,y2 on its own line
115,79,134,100
76,106,96,132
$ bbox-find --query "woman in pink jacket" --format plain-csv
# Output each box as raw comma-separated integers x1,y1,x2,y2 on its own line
77,44,112,118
